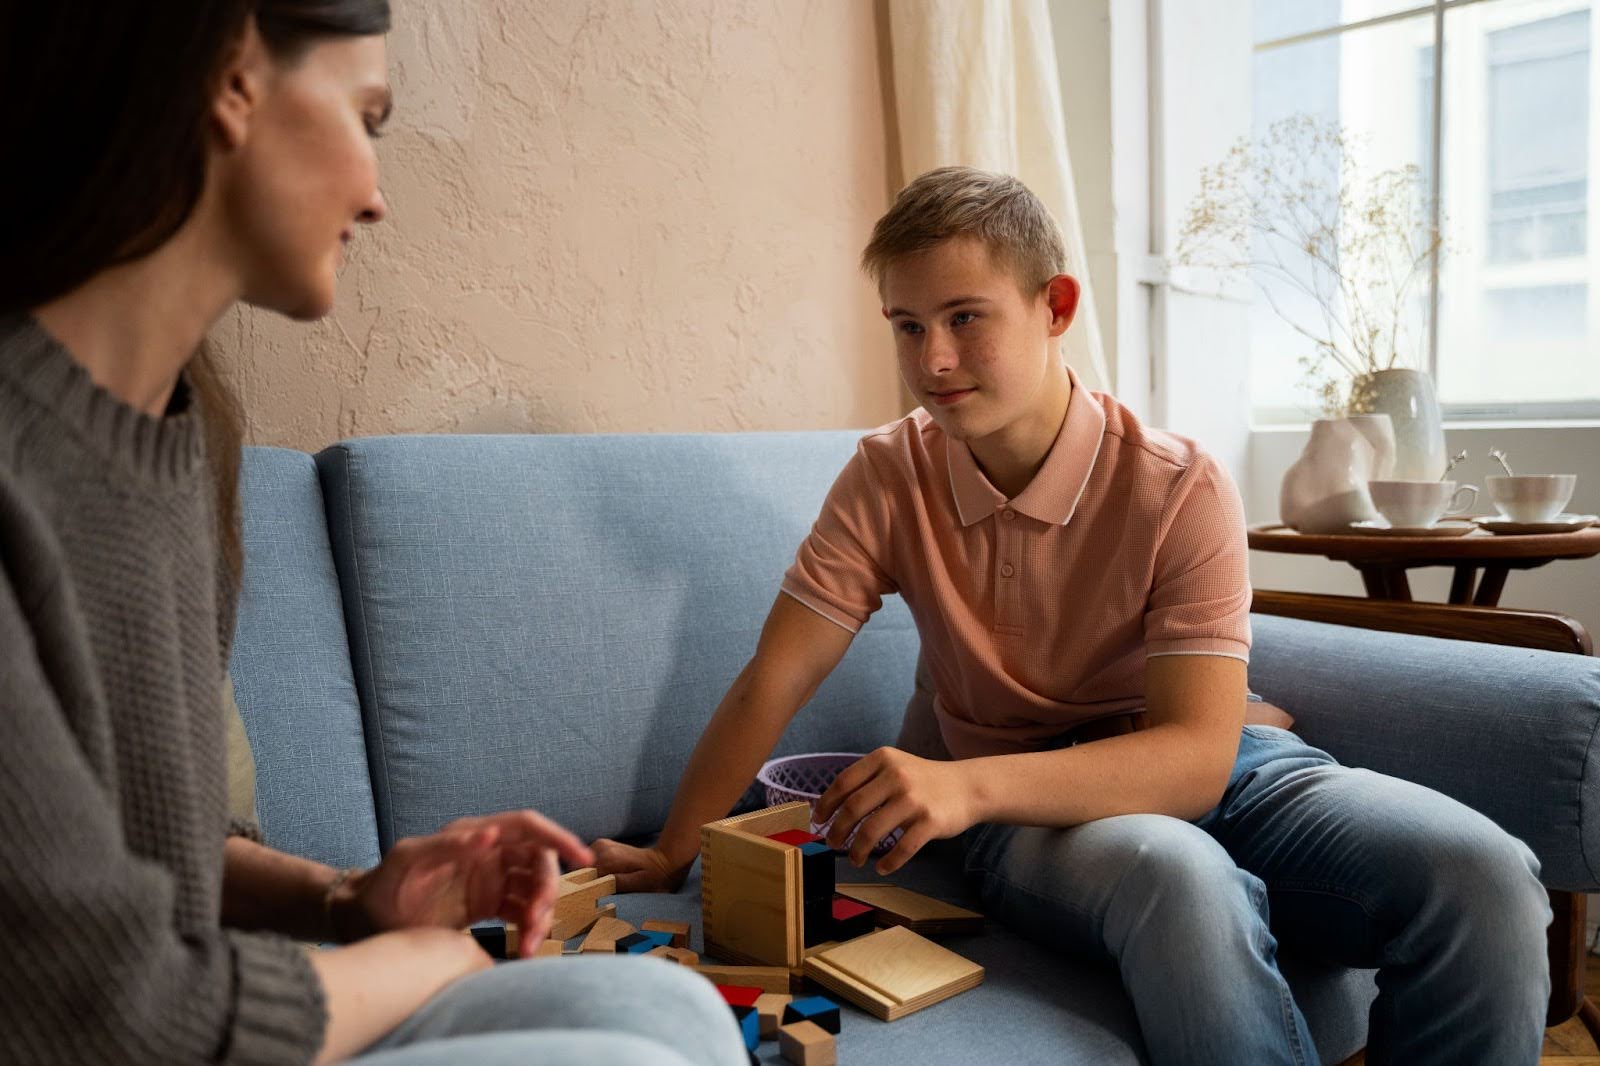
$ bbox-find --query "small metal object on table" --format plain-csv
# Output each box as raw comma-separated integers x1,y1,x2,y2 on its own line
1247,523,1600,606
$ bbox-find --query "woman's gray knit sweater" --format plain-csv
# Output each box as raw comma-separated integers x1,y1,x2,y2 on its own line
0,314,326,1064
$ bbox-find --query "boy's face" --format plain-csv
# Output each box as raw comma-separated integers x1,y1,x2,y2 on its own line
881,237,1078,446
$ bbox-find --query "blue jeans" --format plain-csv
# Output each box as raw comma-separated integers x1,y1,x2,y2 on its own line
963,724,1552,1066
349,955,748,1065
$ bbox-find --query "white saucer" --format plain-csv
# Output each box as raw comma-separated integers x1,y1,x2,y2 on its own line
1473,513,1598,535
1346,519,1480,537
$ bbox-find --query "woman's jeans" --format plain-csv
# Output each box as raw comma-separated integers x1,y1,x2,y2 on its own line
963,724,1552,1066
349,955,749,1065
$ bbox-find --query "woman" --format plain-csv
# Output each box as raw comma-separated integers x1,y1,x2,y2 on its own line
0,3,745,1064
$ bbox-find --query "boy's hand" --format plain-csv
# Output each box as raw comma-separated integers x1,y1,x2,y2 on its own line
591,838,690,894
814,748,979,876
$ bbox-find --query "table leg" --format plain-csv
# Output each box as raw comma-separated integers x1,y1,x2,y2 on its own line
1474,566,1509,607
1385,568,1413,601
1448,566,1478,605
1358,566,1388,599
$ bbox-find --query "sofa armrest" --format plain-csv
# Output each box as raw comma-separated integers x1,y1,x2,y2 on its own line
1247,610,1600,892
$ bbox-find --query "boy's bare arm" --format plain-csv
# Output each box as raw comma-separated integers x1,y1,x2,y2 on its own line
593,592,855,892
816,655,1249,874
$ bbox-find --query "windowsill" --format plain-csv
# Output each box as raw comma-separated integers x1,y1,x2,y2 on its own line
1251,420,1600,433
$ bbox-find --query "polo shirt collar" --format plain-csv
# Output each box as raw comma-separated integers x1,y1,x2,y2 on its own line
946,365,1107,527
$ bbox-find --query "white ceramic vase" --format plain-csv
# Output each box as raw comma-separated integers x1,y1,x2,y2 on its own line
1280,414,1397,533
1356,369,1446,480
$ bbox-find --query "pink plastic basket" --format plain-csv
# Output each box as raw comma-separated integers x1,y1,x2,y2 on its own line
756,752,902,855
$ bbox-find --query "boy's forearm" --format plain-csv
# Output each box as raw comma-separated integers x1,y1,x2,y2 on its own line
962,724,1236,828
655,662,811,867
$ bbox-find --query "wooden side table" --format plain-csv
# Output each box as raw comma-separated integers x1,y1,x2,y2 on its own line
1247,523,1600,605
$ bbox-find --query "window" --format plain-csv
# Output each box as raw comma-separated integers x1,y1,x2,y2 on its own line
1250,0,1597,423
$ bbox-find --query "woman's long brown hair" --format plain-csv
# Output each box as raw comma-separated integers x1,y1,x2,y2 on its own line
0,0,390,584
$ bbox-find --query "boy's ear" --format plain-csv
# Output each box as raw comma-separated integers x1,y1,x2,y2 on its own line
211,20,271,152
1045,274,1081,337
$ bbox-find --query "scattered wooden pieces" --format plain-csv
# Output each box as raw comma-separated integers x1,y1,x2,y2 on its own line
647,945,700,966
642,919,691,949
833,883,984,936
802,925,983,1021
778,1020,836,1065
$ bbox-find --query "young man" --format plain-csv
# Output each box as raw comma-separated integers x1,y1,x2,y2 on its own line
595,167,1550,1065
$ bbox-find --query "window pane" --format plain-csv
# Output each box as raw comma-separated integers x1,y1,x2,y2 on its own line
1255,0,1438,46
1436,0,1596,408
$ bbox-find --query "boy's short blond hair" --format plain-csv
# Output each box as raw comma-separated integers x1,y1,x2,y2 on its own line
861,166,1067,293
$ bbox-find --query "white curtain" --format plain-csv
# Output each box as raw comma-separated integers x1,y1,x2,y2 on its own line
887,0,1111,392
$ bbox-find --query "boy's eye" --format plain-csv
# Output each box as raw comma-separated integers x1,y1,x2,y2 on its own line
897,320,924,335
951,311,977,327
364,116,385,139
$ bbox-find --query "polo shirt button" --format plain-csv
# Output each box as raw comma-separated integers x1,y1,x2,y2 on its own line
1001,563,1015,578
1002,509,1016,520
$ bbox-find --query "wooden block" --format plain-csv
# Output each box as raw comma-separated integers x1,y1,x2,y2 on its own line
778,1020,836,1065
642,919,691,949
561,867,600,886
617,929,675,955
549,901,616,941
648,945,700,966
578,913,636,954
554,873,617,922
834,883,984,936
467,925,507,959
694,963,793,993
732,1004,760,1053
782,994,841,1035
702,802,811,968
767,829,825,847
755,992,792,1038
533,939,564,957
829,896,876,941
802,925,983,1022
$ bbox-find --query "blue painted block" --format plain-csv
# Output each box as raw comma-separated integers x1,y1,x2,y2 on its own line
617,929,675,955
784,994,841,1035
733,1004,759,1051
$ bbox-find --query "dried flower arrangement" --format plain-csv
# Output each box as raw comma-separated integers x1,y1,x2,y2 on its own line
1173,116,1445,417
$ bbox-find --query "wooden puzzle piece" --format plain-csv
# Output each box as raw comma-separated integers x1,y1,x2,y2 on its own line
579,913,636,953
802,926,983,1021
767,829,825,847
716,984,763,1008
642,919,691,948
550,901,617,941
755,992,792,1038
532,939,564,957
833,883,983,936
778,1020,836,1065
782,994,841,1035
617,929,675,955
647,945,700,966
695,963,793,993
731,1004,760,1052
702,802,812,968
829,896,876,941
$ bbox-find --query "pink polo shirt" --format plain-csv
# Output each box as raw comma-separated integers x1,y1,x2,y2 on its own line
780,368,1251,759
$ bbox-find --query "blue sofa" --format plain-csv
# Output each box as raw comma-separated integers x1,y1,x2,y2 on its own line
230,433,1600,1065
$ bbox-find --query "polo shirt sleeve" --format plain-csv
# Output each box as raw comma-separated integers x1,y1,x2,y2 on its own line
780,444,899,634
1143,454,1252,662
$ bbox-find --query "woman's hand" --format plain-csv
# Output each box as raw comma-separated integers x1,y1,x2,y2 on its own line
340,810,593,956
591,838,689,894
813,748,980,875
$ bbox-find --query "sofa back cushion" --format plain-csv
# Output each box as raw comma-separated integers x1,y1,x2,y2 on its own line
232,448,382,869
316,433,919,849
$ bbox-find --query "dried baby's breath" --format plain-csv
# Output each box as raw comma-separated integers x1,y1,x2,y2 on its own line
1174,116,1446,418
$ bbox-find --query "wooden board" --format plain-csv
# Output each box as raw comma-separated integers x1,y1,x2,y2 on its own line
701,802,811,968
834,883,984,936
802,925,983,1021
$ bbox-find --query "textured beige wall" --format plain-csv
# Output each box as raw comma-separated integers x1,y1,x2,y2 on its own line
212,1,902,450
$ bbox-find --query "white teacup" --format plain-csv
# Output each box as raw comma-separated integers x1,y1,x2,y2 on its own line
1367,479,1479,529
1486,474,1576,523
